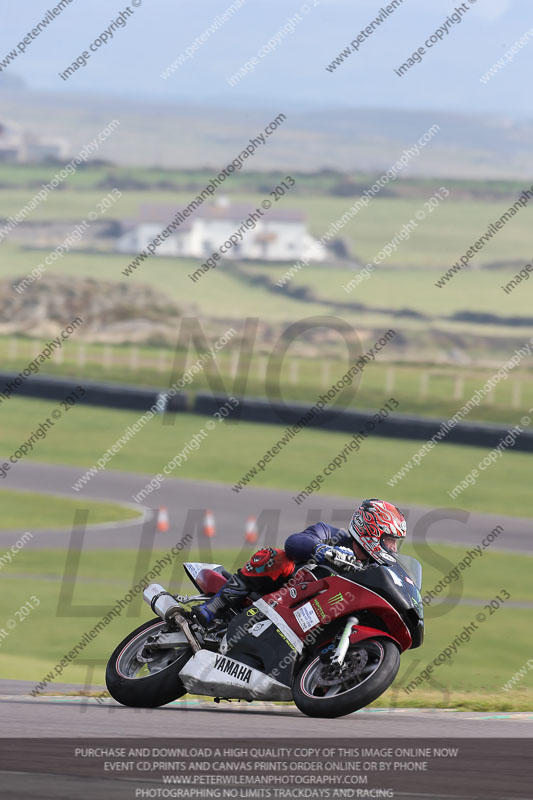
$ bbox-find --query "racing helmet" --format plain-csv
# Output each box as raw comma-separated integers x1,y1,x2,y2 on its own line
348,498,406,564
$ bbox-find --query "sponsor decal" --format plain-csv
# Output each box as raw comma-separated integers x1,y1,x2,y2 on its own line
294,602,320,632
289,587,298,599
214,655,252,683
250,620,273,637
328,593,344,605
405,576,415,585
246,607,259,617
311,598,327,621
387,568,404,587
276,627,297,651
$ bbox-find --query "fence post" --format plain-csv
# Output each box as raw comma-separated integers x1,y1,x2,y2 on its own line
231,351,240,380
8,338,17,360
77,343,86,369
512,382,522,409
103,344,112,370
385,367,395,394
453,375,464,401
257,356,267,382
129,346,138,371
289,361,299,385
419,371,429,399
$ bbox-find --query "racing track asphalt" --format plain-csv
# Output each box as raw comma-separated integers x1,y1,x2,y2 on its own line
0,680,532,738
1,464,531,753
0,460,531,554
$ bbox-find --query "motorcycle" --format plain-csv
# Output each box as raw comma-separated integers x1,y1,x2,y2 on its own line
106,549,424,718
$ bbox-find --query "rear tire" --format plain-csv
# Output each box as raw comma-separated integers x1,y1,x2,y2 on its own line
105,618,192,708
293,637,400,719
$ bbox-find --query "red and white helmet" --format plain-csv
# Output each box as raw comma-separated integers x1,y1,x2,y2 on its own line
348,499,406,564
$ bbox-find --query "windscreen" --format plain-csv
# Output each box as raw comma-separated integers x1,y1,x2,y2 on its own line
394,554,423,590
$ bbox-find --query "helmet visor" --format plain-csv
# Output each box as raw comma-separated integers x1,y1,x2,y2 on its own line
381,533,405,555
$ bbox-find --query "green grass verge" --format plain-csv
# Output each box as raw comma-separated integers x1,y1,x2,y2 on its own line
2,397,533,518
0,546,530,710
2,334,533,425
0,489,141,529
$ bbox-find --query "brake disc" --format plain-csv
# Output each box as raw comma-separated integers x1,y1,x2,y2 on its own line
318,649,369,687
136,646,160,664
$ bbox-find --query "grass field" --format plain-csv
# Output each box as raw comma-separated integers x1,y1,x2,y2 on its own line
2,238,531,365
2,397,532,518
4,244,532,348
0,490,140,529
0,164,527,194
261,263,533,318
3,190,533,269
0,545,530,710
0,245,330,322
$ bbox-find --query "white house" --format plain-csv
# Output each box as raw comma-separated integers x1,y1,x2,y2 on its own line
117,202,326,262
0,120,68,163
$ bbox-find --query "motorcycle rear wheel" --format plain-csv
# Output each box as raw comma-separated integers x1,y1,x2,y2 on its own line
106,618,192,708
293,637,400,718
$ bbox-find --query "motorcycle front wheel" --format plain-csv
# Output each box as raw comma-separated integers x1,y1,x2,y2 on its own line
106,618,192,708
292,637,400,719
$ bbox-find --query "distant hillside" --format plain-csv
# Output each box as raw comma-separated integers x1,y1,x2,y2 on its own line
1,87,532,179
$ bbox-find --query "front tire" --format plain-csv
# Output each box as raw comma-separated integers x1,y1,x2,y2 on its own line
106,618,192,708
293,637,400,719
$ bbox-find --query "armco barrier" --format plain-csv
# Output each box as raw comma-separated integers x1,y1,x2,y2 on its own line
0,372,187,414
193,393,533,453
2,371,532,452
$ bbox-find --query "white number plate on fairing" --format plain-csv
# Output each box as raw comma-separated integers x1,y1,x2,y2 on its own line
293,602,320,632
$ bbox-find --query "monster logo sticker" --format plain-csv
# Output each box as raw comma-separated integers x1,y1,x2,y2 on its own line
311,598,327,621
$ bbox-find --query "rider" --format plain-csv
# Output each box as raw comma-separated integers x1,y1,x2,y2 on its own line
191,499,407,629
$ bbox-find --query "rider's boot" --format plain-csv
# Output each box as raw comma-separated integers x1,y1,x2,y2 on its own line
189,548,295,631
190,572,250,629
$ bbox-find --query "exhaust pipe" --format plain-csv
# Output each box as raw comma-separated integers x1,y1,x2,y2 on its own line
143,583,201,653
143,583,182,621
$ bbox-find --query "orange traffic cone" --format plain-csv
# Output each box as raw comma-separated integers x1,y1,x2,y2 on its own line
156,507,169,532
245,515,258,544
203,510,216,538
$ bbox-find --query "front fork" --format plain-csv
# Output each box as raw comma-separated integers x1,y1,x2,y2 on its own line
331,615,359,666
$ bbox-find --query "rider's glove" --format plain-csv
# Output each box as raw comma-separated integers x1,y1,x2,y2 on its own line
328,546,361,570
314,544,362,571
313,544,332,564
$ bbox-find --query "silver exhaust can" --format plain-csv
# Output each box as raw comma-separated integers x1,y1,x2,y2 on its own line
143,583,182,621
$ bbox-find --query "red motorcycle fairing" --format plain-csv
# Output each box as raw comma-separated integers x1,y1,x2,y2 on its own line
349,625,407,649
195,569,227,595
261,572,412,653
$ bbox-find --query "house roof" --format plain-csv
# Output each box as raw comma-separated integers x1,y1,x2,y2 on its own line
137,203,305,225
